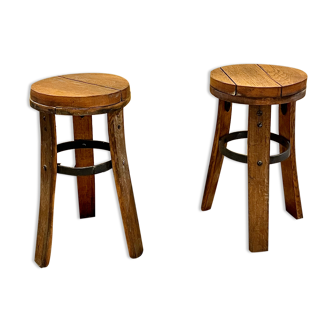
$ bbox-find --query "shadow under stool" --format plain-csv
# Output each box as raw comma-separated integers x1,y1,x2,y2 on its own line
201,64,307,252
30,73,143,267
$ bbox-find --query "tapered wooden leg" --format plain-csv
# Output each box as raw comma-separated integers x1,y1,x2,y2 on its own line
73,116,95,218
248,105,271,252
201,100,232,211
35,112,57,267
107,109,143,258
279,102,303,219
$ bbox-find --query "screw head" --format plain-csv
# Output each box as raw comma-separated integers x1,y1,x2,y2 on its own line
257,122,263,128
257,161,263,166
43,165,47,171
257,110,262,116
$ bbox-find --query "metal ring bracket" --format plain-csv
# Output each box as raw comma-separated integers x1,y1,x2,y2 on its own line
219,131,290,164
57,140,112,176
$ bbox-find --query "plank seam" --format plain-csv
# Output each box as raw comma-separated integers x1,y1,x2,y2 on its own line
58,76,122,93
220,68,237,95
256,64,283,97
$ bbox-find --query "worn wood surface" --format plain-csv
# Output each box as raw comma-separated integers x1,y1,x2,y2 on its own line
201,100,232,210
210,86,306,106
248,105,271,252
210,64,307,99
279,102,303,219
30,73,130,111
35,112,57,267
107,109,143,258
73,115,95,219
30,97,130,116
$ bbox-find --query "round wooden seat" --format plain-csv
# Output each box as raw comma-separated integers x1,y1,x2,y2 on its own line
210,64,307,105
30,73,130,115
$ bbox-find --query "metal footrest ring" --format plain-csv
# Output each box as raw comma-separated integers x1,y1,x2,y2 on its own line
57,140,112,176
219,131,290,164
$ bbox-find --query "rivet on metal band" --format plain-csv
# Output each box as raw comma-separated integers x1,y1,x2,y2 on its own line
219,131,290,164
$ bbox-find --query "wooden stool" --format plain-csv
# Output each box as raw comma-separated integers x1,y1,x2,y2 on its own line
202,64,307,252
30,73,143,267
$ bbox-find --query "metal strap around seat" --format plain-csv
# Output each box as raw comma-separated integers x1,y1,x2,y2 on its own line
219,131,290,164
57,140,112,176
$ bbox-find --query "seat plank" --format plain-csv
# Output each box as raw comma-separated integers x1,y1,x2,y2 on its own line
30,73,129,110
210,64,307,100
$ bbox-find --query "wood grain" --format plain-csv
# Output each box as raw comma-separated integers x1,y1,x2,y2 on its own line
259,65,307,97
107,109,143,258
210,86,306,106
30,73,130,109
210,68,236,96
210,64,307,100
222,64,281,98
30,97,130,116
73,115,95,219
279,102,303,219
35,112,57,268
248,105,271,252
201,100,232,210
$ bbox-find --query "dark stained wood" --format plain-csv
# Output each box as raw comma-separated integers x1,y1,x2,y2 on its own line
279,102,303,219
247,105,271,252
35,112,57,267
73,115,95,219
201,100,232,210
210,64,307,100
30,73,130,111
107,109,143,258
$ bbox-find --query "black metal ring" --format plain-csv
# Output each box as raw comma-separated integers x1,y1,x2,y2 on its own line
57,140,112,176
219,131,290,164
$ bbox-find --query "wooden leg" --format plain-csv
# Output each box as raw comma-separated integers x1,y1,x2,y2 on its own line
248,105,271,252
73,116,95,219
279,102,303,219
35,113,57,267
201,100,232,211
107,109,143,258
